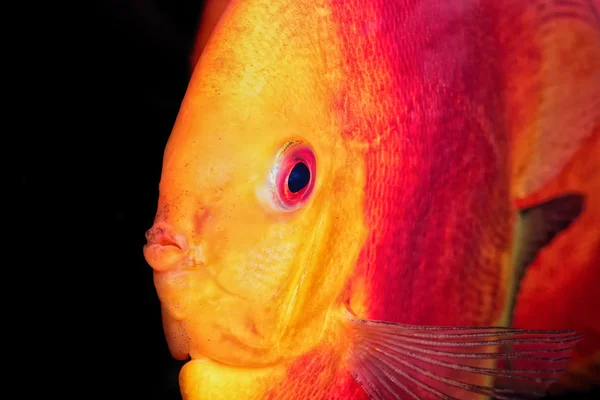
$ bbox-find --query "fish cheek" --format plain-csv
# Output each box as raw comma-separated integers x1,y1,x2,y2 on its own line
183,218,317,364
217,224,301,300
215,222,307,325
207,171,308,292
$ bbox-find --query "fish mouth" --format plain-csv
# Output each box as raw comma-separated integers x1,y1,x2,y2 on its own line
145,222,188,249
144,222,203,271
144,221,241,302
144,223,275,362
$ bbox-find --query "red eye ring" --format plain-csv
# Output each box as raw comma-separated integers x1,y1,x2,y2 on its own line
269,141,316,211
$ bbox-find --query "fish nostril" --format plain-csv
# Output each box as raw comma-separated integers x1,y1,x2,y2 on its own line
194,208,212,235
145,223,188,251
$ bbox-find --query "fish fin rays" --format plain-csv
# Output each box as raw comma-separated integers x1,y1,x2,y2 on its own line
345,318,581,400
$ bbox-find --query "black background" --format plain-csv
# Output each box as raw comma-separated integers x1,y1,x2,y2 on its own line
51,1,597,398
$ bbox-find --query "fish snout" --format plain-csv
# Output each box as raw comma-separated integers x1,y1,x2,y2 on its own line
143,222,204,271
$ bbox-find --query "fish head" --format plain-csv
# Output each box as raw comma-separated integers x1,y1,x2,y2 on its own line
143,0,367,368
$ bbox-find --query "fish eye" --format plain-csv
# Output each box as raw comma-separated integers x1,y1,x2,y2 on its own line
269,141,316,212
288,162,310,193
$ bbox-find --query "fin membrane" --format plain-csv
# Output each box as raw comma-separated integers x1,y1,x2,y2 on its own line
514,193,585,282
346,318,582,400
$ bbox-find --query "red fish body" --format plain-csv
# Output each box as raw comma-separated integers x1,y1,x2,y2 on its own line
146,0,600,398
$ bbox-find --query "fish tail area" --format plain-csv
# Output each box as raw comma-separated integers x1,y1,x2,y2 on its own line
345,318,582,400
190,0,230,72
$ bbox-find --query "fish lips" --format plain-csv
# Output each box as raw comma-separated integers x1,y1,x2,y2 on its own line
143,222,206,271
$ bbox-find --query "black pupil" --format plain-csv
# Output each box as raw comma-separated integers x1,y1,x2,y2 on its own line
288,162,310,193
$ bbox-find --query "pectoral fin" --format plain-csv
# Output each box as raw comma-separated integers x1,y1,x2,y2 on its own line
345,317,581,400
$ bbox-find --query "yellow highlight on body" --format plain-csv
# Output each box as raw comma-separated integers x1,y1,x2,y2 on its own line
180,360,286,400
153,0,367,398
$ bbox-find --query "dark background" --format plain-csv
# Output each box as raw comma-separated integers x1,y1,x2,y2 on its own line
59,1,598,398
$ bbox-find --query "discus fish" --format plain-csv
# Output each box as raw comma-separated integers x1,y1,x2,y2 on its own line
143,0,600,399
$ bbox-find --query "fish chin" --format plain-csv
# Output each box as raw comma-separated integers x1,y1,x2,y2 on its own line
154,268,284,366
160,304,190,360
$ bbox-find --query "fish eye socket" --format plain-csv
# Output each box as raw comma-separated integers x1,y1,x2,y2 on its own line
269,141,316,211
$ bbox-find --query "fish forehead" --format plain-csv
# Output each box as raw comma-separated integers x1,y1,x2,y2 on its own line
185,0,340,101
161,0,347,193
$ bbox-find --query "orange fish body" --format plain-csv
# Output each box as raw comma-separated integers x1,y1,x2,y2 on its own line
144,0,599,398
